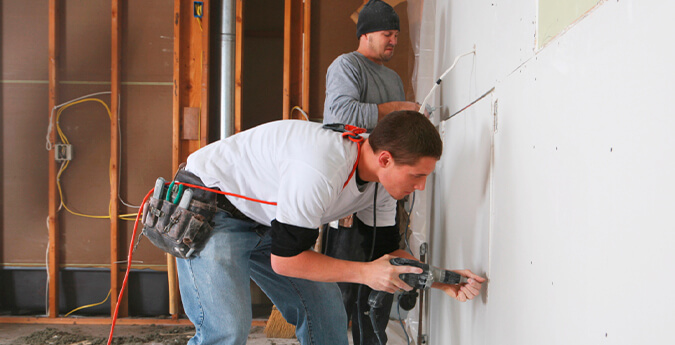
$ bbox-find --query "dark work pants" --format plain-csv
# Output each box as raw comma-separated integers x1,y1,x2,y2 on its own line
322,220,395,345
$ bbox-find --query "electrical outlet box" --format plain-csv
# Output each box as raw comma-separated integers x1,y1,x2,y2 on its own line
55,144,72,161
194,2,204,18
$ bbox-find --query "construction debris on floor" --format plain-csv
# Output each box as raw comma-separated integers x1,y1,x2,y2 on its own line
0,324,301,345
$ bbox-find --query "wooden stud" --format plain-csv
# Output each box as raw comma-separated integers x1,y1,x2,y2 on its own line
283,0,309,120
47,0,60,319
110,0,125,317
170,0,182,318
170,0,211,318
282,0,291,119
302,0,311,115
200,0,210,148
235,0,243,133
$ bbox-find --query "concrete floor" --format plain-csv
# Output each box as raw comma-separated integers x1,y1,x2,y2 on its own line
0,323,299,345
0,320,410,345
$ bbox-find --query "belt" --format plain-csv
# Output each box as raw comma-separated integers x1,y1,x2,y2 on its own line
173,168,254,223
216,193,255,223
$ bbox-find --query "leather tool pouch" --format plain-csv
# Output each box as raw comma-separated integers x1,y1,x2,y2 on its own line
141,170,217,259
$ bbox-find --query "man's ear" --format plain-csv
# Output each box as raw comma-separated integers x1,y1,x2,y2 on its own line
378,151,393,168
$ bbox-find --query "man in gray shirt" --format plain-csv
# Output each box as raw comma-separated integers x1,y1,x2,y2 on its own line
322,1,423,344
323,0,419,130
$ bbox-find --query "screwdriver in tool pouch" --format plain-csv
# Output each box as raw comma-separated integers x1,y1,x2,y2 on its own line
153,177,165,199
178,188,193,209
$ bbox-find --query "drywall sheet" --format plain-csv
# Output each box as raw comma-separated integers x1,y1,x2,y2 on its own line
420,0,675,344
428,95,493,345
538,0,600,48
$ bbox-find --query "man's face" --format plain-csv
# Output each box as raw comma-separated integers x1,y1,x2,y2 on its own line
364,30,399,63
379,155,437,200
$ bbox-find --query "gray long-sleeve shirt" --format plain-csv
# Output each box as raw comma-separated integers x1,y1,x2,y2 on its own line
323,51,405,130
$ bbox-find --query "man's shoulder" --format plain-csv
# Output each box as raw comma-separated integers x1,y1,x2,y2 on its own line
330,51,366,68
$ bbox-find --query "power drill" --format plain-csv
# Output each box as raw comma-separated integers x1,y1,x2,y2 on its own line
366,258,462,345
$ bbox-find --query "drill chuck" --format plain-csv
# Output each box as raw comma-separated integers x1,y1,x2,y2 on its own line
430,265,462,285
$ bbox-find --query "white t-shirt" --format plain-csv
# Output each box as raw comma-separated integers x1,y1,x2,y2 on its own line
184,120,396,229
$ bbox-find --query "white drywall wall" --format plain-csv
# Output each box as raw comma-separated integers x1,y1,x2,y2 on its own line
412,1,675,344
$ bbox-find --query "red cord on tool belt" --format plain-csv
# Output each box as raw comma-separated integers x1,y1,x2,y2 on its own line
322,123,366,189
339,125,365,189
341,124,366,141
107,186,276,344
108,189,152,345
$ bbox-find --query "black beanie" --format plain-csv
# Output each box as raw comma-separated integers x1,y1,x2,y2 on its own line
356,0,400,39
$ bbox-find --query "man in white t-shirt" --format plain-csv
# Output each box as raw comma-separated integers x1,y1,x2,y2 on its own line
175,111,485,345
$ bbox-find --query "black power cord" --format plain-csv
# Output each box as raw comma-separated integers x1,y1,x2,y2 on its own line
357,183,378,345
356,188,418,345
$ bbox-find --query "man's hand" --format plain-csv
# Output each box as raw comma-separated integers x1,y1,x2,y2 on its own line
362,254,423,293
377,101,430,120
434,269,486,302
377,101,420,120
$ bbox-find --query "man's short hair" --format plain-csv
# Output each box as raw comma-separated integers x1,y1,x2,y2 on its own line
368,111,442,165
356,0,400,39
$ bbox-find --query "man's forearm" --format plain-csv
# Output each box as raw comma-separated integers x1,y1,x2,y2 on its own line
377,101,420,120
272,250,426,293
271,250,366,283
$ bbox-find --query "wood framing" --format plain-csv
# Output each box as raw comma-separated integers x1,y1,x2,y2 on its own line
171,0,210,318
173,0,209,167
170,0,182,318
235,0,243,133
47,0,60,319
283,0,311,120
302,0,311,113
200,1,210,149
109,0,125,317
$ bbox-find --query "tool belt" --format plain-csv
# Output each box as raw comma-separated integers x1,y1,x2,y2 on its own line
142,169,219,259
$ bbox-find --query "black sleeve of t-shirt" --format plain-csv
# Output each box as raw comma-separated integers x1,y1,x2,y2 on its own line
354,216,401,259
270,220,319,257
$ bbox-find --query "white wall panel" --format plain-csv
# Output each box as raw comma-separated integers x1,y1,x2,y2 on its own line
417,0,675,344
429,95,494,345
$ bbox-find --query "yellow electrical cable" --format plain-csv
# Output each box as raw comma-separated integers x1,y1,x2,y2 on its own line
55,98,138,221
56,98,112,144
195,2,204,32
64,289,112,317
291,106,310,121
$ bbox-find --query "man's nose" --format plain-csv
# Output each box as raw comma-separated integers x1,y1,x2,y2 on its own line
415,179,426,191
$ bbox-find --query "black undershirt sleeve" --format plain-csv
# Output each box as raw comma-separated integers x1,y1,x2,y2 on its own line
270,220,319,257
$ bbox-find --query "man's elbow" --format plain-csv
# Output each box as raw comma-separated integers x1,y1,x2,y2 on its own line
270,254,295,277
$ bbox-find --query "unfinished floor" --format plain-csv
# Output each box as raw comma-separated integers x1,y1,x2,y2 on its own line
0,323,298,345
0,320,413,345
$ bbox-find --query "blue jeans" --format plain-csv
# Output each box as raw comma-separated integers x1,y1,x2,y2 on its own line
176,211,349,345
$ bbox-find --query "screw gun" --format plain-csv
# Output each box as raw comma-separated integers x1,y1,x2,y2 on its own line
366,257,463,344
